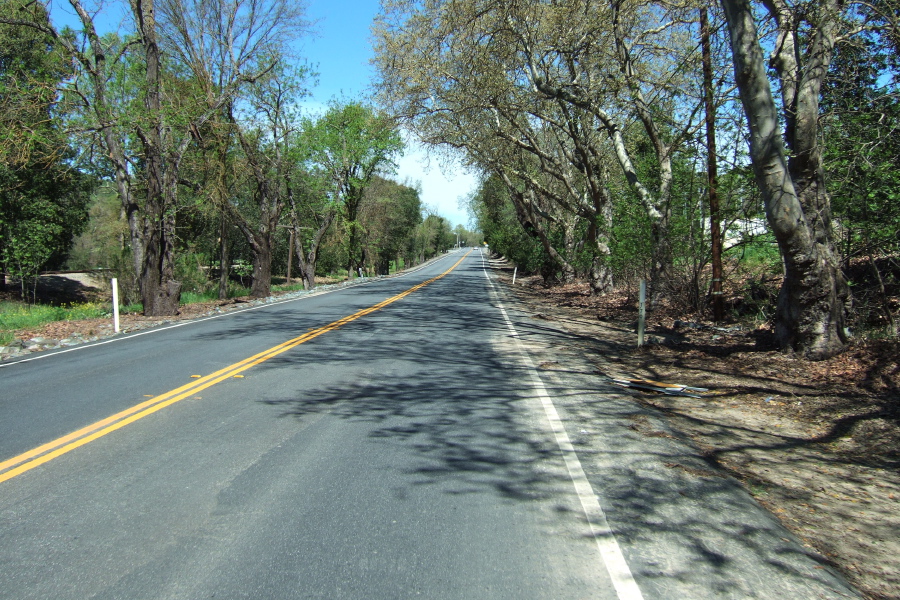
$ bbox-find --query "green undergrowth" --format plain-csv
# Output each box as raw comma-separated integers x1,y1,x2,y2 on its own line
0,301,109,343
271,282,308,293
1,276,352,346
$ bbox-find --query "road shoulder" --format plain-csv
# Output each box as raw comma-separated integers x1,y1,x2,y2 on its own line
484,257,862,599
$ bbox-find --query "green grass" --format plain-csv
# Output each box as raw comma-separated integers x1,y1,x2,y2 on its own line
0,301,109,337
0,277,327,346
271,282,308,293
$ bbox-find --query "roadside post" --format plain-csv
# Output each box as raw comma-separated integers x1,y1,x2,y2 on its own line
111,278,120,333
637,279,646,347
512,267,517,285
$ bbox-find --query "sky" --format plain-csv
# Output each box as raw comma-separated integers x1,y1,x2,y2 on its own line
299,0,478,229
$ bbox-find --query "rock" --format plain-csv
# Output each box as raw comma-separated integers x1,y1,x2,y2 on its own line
28,336,50,344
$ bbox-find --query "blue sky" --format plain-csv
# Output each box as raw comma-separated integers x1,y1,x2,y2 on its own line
301,0,477,228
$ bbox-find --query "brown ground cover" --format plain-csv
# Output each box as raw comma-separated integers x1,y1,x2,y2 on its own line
499,263,899,600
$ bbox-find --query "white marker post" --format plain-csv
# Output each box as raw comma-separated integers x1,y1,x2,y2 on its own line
512,267,517,285
111,278,120,333
637,279,646,347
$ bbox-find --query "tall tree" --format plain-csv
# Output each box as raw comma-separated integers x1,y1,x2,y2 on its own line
213,67,311,298
2,0,308,314
301,102,403,278
700,6,725,322
0,0,93,298
719,0,859,357
359,176,421,275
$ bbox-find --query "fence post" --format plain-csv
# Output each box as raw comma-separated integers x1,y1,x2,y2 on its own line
637,279,646,347
111,278,120,334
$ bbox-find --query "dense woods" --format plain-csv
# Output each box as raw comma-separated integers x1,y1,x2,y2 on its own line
374,0,899,359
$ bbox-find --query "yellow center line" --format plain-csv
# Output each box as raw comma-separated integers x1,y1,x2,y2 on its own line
0,251,471,484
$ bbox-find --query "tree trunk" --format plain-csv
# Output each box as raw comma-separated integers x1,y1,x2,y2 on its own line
301,262,317,291
701,7,725,322
249,236,272,298
218,215,230,300
720,0,850,359
133,0,181,316
139,203,181,315
587,208,614,295
292,208,336,291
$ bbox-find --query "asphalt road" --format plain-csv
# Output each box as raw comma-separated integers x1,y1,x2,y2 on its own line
0,249,860,599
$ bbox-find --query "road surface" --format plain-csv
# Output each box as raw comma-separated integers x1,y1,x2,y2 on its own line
0,250,858,598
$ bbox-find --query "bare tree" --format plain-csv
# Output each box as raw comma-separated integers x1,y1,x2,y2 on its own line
375,0,705,298
719,0,854,358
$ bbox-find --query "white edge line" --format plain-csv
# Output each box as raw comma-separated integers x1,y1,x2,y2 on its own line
0,252,461,369
480,253,644,600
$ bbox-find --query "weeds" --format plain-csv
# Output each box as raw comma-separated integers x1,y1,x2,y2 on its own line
179,284,251,305
0,301,108,335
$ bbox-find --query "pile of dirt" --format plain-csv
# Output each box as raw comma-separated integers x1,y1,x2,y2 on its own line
503,266,899,600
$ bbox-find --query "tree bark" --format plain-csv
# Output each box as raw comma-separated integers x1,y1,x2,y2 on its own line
720,0,850,359
133,0,181,315
701,7,725,322
587,200,614,295
249,234,272,298
218,215,230,300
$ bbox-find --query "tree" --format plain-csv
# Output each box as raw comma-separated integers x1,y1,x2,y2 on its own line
2,0,309,314
375,0,706,298
359,176,421,275
300,102,403,278
719,0,863,357
0,0,93,299
213,67,312,298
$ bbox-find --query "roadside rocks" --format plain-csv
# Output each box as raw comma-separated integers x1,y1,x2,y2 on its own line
1,333,104,360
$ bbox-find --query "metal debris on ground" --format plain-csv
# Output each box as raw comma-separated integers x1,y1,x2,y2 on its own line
599,373,710,398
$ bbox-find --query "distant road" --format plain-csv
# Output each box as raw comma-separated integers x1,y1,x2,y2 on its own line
0,249,858,599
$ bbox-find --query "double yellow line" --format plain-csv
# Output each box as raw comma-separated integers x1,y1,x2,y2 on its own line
0,252,470,485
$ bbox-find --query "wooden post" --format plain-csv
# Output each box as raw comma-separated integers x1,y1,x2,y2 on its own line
638,279,646,347
111,278,120,333
286,228,294,285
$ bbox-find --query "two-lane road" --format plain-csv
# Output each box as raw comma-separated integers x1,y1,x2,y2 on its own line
0,250,859,599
